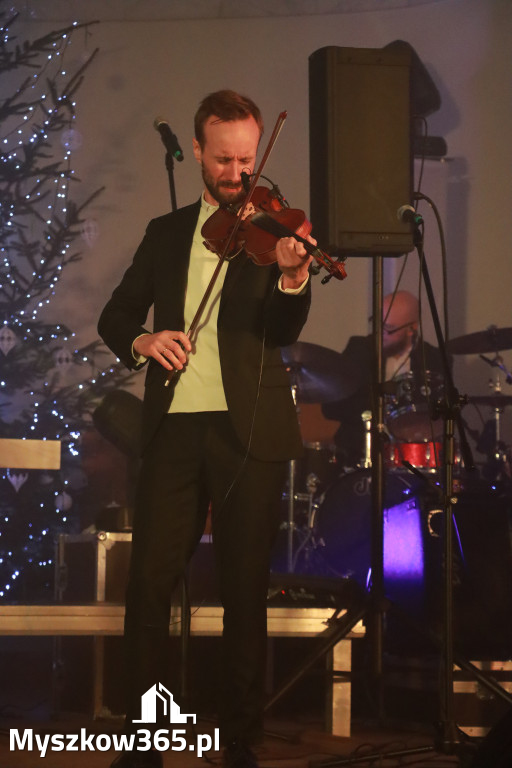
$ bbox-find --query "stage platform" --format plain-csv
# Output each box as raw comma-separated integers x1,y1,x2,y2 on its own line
0,603,365,738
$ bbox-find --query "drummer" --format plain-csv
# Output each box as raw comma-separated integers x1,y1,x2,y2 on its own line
322,290,446,466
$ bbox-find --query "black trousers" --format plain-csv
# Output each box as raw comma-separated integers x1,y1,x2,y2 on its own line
123,412,286,745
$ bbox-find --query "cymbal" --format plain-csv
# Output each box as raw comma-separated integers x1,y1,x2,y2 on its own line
447,326,512,355
281,341,360,403
469,394,512,408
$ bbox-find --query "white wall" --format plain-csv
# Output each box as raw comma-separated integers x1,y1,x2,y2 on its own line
21,0,512,448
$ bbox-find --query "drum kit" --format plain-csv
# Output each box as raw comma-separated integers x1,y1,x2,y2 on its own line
275,326,512,585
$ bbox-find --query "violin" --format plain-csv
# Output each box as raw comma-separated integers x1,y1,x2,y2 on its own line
201,182,347,283
164,111,346,389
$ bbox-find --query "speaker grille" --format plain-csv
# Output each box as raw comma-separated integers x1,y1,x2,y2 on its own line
309,46,414,256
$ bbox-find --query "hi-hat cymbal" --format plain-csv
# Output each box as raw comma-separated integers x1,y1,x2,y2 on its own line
281,341,360,403
469,394,512,408
447,326,512,355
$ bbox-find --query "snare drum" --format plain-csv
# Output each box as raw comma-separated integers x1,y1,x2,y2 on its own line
386,371,444,442
385,440,442,471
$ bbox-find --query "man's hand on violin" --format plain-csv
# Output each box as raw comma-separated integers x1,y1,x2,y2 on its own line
133,330,192,371
275,235,315,291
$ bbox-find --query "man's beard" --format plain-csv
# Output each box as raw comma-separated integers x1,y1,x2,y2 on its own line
202,164,246,207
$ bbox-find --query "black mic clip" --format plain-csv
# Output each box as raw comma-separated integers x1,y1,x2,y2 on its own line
240,170,252,193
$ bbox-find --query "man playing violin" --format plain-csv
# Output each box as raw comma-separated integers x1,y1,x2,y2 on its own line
98,90,313,768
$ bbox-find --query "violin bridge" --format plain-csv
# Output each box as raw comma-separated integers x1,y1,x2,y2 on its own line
240,202,256,221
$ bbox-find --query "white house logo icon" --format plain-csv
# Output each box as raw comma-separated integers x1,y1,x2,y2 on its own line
133,683,196,725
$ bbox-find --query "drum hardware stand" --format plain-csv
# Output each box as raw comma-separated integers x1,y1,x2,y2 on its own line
283,382,327,572
286,455,298,573
282,478,322,573
284,383,301,572
291,510,319,572
479,354,512,480
479,349,512,386
282,483,317,566
360,410,372,469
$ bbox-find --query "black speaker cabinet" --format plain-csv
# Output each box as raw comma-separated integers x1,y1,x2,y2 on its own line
309,45,414,256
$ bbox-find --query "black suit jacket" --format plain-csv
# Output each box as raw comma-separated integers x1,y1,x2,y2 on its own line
322,334,447,465
98,200,311,460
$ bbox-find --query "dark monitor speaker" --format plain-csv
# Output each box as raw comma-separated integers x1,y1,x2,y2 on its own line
309,45,415,256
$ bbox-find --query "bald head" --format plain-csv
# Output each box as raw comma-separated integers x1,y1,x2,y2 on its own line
384,291,419,327
382,290,419,355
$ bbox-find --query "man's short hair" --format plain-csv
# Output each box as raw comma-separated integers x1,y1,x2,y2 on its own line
194,90,264,148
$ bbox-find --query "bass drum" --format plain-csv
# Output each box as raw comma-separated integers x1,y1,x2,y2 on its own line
312,469,424,590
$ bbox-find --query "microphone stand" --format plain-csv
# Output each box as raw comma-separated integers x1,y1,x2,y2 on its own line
157,130,191,704
409,198,512,744
165,151,178,212
287,384,298,572
412,222,476,753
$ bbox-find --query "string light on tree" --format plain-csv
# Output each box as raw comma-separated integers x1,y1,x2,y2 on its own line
0,5,133,601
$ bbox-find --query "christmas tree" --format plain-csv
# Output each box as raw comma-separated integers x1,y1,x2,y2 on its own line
0,5,132,601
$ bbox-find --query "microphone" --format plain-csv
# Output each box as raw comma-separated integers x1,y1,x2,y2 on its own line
153,117,184,162
397,204,423,225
